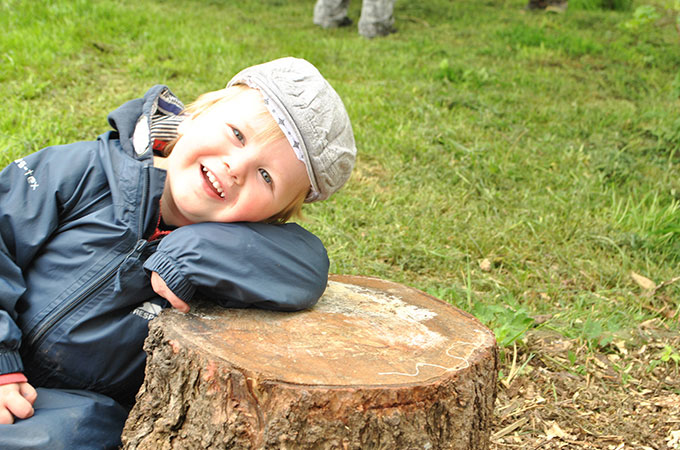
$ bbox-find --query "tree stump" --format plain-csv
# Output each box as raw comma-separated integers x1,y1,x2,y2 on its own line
121,275,498,449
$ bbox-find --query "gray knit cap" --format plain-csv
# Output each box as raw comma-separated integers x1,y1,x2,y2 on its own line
227,57,356,202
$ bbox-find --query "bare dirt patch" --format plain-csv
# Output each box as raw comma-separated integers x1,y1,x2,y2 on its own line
491,319,680,449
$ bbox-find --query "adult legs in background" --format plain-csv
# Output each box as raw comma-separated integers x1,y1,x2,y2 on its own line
358,0,396,38
314,0,353,28
0,388,129,450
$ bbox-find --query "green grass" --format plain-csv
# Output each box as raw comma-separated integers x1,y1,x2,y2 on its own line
2,0,679,350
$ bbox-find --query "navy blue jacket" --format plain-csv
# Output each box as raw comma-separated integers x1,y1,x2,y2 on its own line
0,86,329,406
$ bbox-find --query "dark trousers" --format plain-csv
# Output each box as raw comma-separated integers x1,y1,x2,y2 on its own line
0,388,128,450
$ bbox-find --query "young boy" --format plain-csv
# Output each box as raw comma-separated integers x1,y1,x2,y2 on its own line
0,57,356,448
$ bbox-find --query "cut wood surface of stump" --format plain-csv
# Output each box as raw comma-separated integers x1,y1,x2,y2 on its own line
121,275,498,450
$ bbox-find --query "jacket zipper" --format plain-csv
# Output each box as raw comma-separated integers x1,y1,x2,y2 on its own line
25,239,148,349
27,164,154,349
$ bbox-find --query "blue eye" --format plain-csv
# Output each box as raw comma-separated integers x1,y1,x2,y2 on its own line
232,127,245,144
259,169,272,184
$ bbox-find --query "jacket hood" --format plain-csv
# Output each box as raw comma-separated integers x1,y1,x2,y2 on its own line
107,85,184,157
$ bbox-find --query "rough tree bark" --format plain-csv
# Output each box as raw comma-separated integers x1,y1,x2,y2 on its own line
121,275,498,449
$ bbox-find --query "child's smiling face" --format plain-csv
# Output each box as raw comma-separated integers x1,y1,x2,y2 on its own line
158,88,309,227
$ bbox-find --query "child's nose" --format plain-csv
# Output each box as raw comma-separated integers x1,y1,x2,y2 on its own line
222,154,254,185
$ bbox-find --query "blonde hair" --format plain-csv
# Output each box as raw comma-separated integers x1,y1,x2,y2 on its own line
161,85,309,223
264,189,307,224
184,85,283,146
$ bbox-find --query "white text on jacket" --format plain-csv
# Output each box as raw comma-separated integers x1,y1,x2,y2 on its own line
14,158,39,190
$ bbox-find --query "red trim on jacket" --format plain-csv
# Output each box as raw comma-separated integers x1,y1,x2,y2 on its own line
0,373,28,386
148,200,173,242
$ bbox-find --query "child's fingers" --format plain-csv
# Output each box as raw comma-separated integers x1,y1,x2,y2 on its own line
166,294,190,313
150,272,191,313
0,384,35,423
19,382,37,405
5,390,35,420
0,406,15,424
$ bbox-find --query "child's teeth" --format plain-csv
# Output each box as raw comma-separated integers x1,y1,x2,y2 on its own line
202,166,225,198
213,180,223,193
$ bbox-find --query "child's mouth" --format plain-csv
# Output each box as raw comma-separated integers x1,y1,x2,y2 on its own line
201,165,225,199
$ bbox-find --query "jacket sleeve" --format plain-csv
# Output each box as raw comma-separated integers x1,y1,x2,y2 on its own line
0,142,104,375
143,222,329,311
0,151,61,374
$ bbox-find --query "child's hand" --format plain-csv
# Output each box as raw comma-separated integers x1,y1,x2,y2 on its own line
151,271,190,313
0,381,37,424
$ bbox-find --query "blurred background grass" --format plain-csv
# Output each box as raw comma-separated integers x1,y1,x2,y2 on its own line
1,0,679,349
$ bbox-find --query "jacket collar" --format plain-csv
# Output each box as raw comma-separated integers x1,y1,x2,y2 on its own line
107,85,185,158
